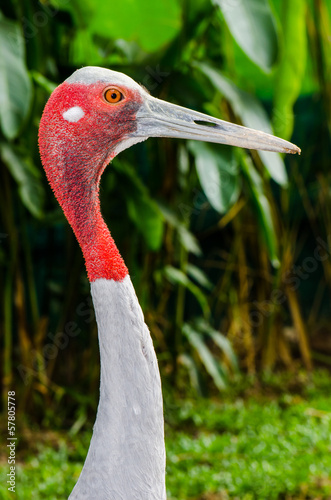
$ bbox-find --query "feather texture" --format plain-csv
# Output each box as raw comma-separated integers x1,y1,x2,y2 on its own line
69,276,166,500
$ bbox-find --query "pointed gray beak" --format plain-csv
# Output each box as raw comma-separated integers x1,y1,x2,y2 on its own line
133,96,300,155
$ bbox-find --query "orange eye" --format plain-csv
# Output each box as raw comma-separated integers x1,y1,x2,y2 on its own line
104,88,123,104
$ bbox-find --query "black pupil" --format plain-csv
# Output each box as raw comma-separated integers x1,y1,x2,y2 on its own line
111,92,118,100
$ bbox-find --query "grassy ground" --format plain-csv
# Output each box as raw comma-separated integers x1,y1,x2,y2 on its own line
0,370,330,499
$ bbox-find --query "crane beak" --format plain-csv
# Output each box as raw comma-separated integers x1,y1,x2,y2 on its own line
133,96,300,155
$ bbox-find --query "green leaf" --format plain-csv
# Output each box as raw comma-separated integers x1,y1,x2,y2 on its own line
183,323,227,391
214,0,278,72
186,264,213,291
1,144,45,218
178,227,202,256
164,266,210,317
196,318,239,372
194,62,288,186
188,141,240,213
127,196,164,251
159,204,202,256
178,353,205,396
241,154,279,267
53,0,182,55
113,160,164,250
31,71,57,94
272,0,307,139
0,16,32,139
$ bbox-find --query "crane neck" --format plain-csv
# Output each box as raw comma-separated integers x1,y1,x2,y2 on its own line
39,132,128,282
63,175,128,282
68,277,166,499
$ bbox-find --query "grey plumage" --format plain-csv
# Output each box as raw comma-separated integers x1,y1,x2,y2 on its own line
69,277,166,500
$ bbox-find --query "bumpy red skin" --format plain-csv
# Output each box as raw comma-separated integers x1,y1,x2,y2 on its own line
38,81,142,282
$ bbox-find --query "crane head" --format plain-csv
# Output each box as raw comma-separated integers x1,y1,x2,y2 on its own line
39,66,300,173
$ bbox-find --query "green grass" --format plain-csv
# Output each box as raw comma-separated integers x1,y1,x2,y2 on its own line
166,400,331,499
1,371,331,499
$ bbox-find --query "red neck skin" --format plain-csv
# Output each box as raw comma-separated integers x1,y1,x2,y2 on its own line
38,82,141,282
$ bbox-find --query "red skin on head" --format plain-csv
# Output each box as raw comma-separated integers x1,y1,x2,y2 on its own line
39,81,142,282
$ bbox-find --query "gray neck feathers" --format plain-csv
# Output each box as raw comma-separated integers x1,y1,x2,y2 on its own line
69,276,166,500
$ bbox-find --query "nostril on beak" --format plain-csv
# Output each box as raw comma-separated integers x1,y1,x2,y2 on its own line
194,120,218,128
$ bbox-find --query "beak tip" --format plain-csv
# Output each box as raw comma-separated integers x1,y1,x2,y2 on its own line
284,143,301,155
291,145,301,155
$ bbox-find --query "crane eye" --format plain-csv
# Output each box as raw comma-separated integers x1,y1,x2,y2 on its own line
104,88,123,104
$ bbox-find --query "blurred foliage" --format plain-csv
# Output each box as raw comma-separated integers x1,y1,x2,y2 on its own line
0,0,331,431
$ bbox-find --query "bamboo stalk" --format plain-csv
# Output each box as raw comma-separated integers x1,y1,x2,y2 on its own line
286,286,312,370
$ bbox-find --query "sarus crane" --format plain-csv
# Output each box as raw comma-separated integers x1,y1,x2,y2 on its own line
38,66,300,499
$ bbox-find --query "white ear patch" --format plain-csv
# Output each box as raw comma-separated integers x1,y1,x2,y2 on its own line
62,106,85,122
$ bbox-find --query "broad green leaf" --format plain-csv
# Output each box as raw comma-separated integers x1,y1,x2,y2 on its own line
241,154,279,267
90,1,181,53
1,144,45,218
272,0,307,139
188,141,240,213
178,227,202,256
194,63,288,185
52,0,181,55
183,323,227,391
113,161,164,250
186,264,213,291
127,195,164,251
0,16,32,139
164,266,210,317
214,0,278,72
